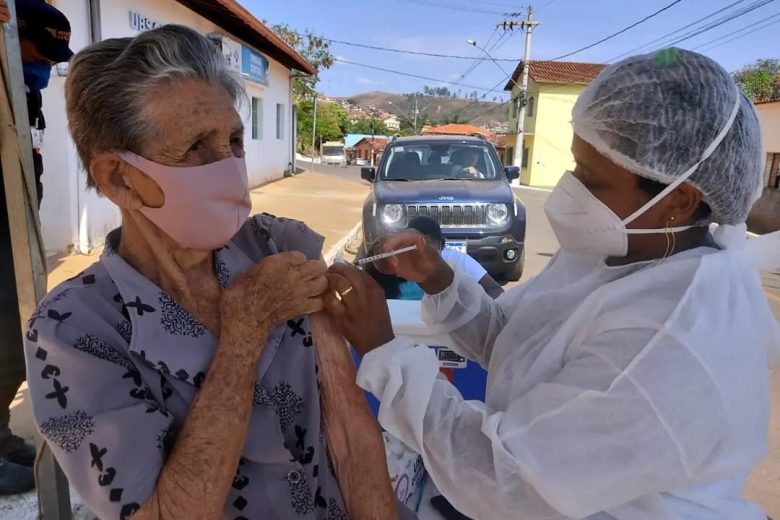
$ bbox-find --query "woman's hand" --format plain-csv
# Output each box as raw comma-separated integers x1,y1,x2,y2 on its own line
374,230,454,295
324,263,395,356
222,252,328,344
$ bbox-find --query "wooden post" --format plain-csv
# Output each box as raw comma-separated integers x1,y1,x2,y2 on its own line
1,4,72,519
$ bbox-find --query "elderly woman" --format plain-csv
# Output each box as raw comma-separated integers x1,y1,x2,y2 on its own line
326,49,780,519
24,25,402,520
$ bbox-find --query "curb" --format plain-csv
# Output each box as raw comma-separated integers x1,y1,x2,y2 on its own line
323,221,363,265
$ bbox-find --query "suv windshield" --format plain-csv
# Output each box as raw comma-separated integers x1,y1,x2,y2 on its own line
379,142,503,181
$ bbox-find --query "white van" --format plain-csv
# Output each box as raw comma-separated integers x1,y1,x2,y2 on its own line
321,141,346,166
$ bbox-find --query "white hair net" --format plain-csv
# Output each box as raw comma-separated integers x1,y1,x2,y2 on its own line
572,48,764,225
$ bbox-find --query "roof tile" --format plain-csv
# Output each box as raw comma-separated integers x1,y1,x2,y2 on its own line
505,60,607,90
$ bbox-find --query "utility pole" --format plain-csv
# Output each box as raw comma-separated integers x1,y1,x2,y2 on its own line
499,6,540,185
311,93,318,170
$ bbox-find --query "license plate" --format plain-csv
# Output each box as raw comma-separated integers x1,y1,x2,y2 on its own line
445,241,467,254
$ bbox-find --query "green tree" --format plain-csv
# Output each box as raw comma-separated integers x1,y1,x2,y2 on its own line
442,113,462,124
398,114,433,135
270,23,334,101
349,117,389,135
734,59,780,102
296,101,347,153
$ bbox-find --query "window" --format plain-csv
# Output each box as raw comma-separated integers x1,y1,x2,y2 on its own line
251,97,262,140
276,103,285,139
380,142,503,181
526,96,535,117
511,98,518,119
522,146,529,168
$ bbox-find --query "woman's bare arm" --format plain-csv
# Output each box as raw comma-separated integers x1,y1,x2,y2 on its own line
133,326,266,520
133,253,328,519
310,312,398,520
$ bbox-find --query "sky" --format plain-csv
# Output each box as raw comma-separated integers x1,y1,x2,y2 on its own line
246,0,780,100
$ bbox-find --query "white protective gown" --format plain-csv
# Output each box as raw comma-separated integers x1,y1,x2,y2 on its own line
357,231,780,519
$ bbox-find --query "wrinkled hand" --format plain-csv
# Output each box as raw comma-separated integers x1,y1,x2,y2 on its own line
374,230,453,294
324,263,395,356
222,252,328,345
0,1,9,24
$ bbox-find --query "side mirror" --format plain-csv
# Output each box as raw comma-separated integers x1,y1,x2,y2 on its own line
505,166,520,181
361,167,376,182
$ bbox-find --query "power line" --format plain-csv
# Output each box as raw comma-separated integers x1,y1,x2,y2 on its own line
698,12,780,52
544,0,687,62
297,32,518,61
334,58,509,94
663,0,774,47
388,0,510,15
607,0,749,62
535,0,560,12
490,29,515,54
453,31,501,85
692,10,780,50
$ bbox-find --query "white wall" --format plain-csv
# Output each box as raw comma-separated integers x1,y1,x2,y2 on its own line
40,0,293,254
757,102,780,154
242,60,292,187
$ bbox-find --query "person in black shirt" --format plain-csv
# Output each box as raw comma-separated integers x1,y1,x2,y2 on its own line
0,0,72,495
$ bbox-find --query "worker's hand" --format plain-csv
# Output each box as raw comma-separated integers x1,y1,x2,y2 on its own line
374,230,454,294
0,1,10,24
324,263,394,356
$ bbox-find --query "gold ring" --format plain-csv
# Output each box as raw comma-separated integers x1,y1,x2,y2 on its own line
338,286,354,299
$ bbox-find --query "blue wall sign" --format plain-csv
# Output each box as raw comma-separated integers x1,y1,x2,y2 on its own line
241,47,269,85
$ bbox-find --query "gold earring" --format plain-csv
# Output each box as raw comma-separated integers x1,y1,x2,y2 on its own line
664,218,677,259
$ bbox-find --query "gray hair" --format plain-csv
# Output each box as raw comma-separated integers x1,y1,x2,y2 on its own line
66,25,245,188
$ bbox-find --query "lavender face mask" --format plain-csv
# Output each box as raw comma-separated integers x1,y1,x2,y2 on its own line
118,152,251,250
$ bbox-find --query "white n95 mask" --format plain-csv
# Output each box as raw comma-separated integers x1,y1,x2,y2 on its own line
546,84,742,257
544,172,700,257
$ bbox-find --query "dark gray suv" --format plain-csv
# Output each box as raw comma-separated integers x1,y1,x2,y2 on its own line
360,135,526,281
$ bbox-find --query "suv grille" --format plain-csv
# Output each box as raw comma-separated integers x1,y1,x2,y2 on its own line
406,203,490,228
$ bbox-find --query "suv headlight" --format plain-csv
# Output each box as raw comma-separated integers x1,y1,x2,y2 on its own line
382,204,405,226
486,203,509,225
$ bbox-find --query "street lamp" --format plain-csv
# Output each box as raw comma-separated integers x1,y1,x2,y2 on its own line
466,39,519,90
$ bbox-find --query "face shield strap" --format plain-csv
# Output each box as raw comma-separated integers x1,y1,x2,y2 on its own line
622,85,742,227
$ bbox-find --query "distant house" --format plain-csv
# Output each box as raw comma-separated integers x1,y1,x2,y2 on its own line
756,100,780,190
353,137,390,166
504,60,607,186
421,124,505,156
421,123,492,138
384,115,401,131
344,134,394,148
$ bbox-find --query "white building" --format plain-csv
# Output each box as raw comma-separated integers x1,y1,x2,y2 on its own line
39,0,314,255
383,115,400,131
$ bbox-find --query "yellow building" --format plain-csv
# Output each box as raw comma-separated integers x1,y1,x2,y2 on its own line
755,99,780,189
504,61,606,187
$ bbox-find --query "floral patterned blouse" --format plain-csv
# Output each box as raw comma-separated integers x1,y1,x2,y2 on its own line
23,214,349,520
